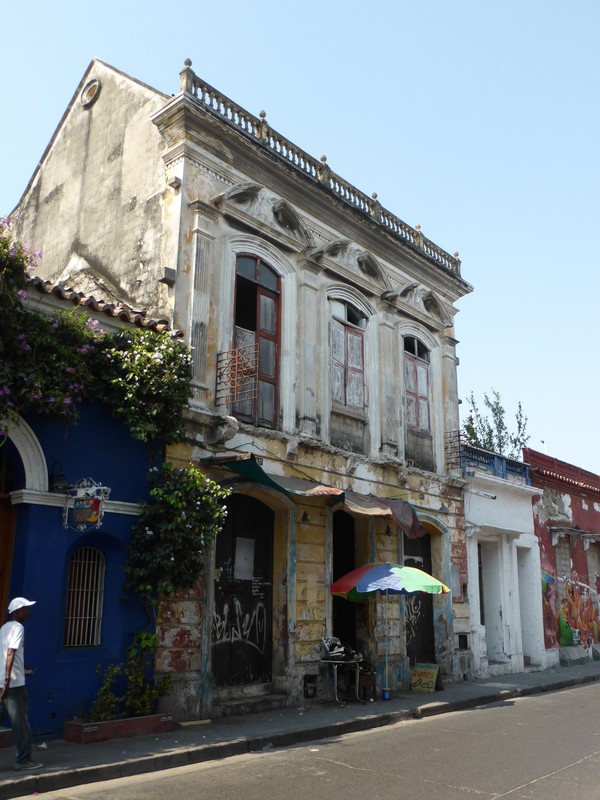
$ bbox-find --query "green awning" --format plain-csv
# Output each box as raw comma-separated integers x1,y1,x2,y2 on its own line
201,453,344,499
202,453,426,536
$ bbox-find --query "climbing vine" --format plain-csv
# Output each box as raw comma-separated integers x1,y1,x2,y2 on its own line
127,463,231,605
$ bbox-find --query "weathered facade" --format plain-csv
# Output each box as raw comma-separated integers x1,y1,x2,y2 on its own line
14,59,473,717
462,445,545,677
524,448,600,668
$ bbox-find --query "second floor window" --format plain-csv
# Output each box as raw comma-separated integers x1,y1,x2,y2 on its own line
233,255,280,428
331,300,366,412
404,336,430,433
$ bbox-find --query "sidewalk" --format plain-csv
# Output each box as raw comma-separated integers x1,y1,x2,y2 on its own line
2,659,600,799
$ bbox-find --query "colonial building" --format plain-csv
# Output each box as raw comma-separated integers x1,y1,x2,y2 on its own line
13,58,473,717
0,280,171,737
524,448,600,667
461,445,545,677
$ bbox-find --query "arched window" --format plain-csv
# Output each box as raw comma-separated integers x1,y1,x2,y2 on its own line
331,300,366,411
64,546,105,647
233,255,280,428
403,335,435,471
404,336,430,433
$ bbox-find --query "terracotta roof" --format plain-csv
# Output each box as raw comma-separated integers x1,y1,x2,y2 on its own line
27,275,182,337
531,467,600,495
523,447,600,495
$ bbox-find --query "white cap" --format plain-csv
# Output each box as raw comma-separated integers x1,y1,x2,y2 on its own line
8,597,36,614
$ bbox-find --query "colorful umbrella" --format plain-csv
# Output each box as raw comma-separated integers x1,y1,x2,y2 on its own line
330,562,450,600
330,562,450,691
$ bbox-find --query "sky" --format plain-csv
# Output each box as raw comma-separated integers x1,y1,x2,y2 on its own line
1,1,598,473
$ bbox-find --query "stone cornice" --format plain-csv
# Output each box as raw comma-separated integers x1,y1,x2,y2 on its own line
10,490,140,516
152,77,472,300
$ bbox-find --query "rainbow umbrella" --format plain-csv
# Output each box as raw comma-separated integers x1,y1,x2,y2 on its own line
330,562,450,690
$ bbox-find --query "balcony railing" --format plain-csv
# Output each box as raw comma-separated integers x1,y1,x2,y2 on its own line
216,344,258,406
445,432,530,484
461,443,530,484
179,61,463,279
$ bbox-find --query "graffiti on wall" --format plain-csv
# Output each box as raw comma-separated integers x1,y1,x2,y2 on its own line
542,569,600,651
212,596,268,655
405,595,423,646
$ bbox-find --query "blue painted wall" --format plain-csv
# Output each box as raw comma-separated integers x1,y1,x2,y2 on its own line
5,405,156,737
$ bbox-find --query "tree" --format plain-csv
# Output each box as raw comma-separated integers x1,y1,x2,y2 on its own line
462,389,529,460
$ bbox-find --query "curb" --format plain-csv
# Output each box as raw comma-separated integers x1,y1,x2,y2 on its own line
3,674,600,799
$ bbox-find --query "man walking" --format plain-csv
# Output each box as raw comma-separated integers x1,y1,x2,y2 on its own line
0,597,42,771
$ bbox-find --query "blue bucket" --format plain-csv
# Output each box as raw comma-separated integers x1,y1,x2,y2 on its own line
381,688,391,701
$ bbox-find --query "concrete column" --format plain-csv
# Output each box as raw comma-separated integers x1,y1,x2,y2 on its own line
441,334,460,438
296,260,321,437
376,305,399,459
187,201,219,402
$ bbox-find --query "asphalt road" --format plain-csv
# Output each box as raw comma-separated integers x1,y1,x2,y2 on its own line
15,682,600,800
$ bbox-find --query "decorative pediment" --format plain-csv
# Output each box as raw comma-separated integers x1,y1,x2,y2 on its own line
213,184,314,249
309,240,391,291
399,283,452,326
309,239,351,261
221,183,263,203
356,251,383,280
271,199,313,246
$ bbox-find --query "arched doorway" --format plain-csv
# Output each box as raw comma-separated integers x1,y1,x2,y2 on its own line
212,494,274,685
0,476,16,614
404,530,435,665
332,510,356,647
0,427,39,614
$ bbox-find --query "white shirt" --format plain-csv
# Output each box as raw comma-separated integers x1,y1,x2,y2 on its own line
0,620,26,688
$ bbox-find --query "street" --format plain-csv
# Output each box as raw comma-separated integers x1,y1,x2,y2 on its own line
14,682,600,800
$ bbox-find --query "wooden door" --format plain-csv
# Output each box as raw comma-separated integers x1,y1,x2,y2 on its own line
211,495,274,686
404,532,435,665
332,511,356,647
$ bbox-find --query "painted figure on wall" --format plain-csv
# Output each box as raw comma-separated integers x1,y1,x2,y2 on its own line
556,572,600,648
542,577,558,649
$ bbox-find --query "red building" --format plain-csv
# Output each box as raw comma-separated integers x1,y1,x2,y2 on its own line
524,448,600,664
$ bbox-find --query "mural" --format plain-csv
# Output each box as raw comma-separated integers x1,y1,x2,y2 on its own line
541,571,559,649
542,568,600,651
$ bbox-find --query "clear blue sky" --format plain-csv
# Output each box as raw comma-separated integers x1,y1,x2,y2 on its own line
2,1,598,473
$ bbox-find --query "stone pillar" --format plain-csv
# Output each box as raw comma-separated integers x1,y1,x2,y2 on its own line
296,260,321,437
188,201,220,404
156,590,204,720
377,303,399,459
441,334,461,468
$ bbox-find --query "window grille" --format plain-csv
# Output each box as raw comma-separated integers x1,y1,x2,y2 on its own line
64,546,105,647
216,343,259,405
444,430,462,470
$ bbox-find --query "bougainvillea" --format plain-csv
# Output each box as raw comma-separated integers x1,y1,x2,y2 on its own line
0,217,192,444
0,215,40,306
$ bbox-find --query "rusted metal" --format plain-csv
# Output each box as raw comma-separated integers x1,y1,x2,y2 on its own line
444,430,462,470
216,343,259,405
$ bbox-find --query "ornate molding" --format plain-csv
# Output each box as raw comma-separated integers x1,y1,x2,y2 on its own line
2,417,48,491
10,489,140,516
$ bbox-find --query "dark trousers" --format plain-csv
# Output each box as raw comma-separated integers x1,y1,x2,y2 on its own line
0,686,32,764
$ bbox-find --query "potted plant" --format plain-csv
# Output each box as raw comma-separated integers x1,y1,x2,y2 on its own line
64,632,174,744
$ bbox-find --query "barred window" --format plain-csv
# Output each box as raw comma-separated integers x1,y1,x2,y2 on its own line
64,546,105,647
233,255,280,428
